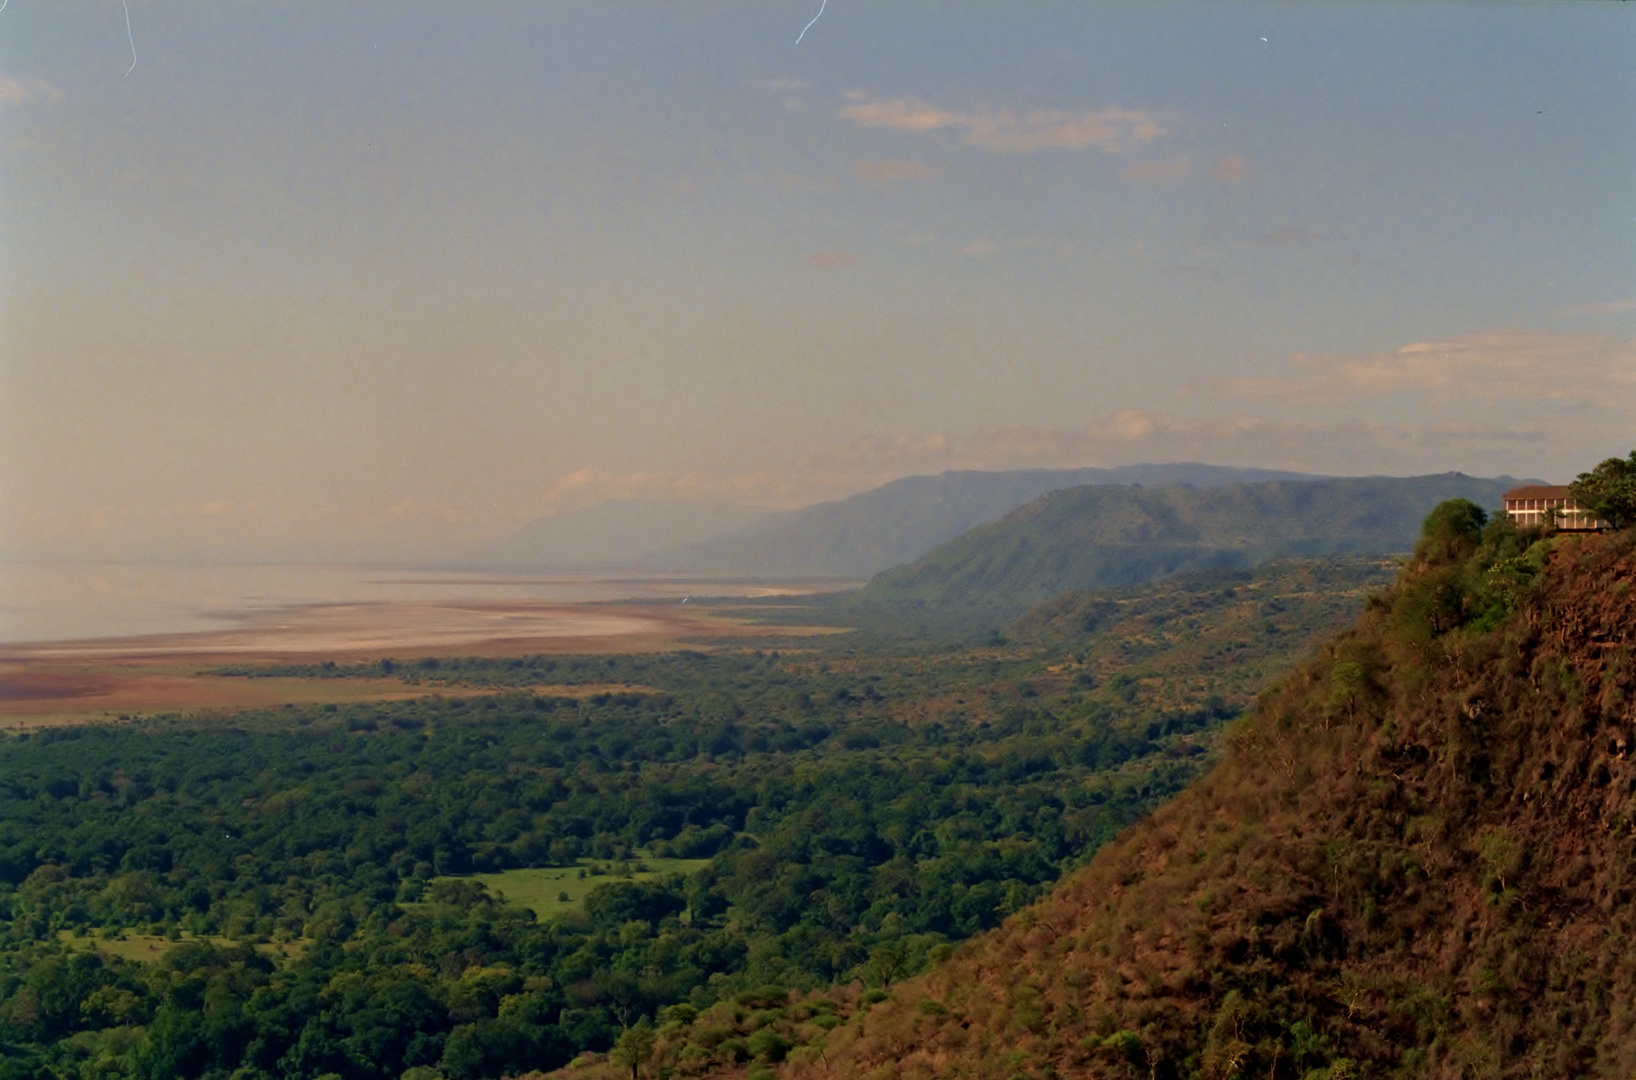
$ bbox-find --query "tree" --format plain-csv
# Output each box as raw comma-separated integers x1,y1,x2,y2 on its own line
867,944,906,987
1326,661,1369,727
1415,499,1487,563
609,1018,655,1080
1569,451,1636,530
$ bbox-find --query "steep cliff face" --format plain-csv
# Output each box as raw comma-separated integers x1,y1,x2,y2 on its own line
795,529,1636,1079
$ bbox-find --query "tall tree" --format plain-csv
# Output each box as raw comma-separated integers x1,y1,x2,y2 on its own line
609,1017,655,1080
1569,450,1636,530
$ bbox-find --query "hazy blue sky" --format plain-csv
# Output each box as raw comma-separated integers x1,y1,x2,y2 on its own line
2,2,1632,559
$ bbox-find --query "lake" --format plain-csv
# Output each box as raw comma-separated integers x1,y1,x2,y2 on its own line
0,562,847,645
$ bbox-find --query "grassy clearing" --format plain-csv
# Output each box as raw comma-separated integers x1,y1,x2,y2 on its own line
56,929,310,964
449,858,712,920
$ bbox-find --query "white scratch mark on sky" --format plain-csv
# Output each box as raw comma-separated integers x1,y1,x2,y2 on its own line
796,0,827,44
123,0,138,76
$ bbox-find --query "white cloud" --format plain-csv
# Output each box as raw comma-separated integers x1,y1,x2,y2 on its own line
1213,330,1636,409
1211,154,1248,182
529,364,1630,522
852,158,936,182
1124,157,1191,183
839,95,1168,154
756,77,806,110
839,96,964,133
534,467,805,513
1556,297,1636,316
0,75,64,107
804,250,855,269
788,413,1567,486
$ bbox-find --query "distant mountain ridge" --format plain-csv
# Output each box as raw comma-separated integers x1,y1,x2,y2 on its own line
641,464,1320,577
857,472,1527,612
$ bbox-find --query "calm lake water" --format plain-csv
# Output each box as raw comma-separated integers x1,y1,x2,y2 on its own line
0,563,838,645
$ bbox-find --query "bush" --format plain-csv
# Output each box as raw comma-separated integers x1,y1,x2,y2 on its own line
581,880,685,928
1416,499,1487,564
746,1027,790,1063
1569,450,1636,529
1099,1029,1143,1066
734,985,790,1009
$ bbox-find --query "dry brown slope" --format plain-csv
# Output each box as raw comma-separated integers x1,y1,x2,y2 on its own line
782,530,1636,1079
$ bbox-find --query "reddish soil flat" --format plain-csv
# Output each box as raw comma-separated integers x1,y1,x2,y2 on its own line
0,599,838,727
0,670,121,702
5,600,751,661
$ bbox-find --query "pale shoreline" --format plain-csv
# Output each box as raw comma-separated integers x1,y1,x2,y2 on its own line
3,600,712,660
0,595,850,727
0,560,860,648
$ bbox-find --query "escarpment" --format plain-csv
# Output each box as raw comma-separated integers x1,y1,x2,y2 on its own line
788,526,1636,1079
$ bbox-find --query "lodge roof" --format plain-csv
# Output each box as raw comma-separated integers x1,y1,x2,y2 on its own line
1504,485,1573,501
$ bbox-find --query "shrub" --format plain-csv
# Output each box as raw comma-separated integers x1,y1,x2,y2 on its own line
1415,499,1487,564
1099,1029,1143,1066
746,1027,790,1063
1569,450,1636,529
734,985,790,1009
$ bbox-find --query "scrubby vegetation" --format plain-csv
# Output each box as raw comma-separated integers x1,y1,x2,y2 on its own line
769,509,1636,1078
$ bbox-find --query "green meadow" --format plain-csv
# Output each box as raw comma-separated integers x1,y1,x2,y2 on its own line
446,858,712,920
57,929,309,964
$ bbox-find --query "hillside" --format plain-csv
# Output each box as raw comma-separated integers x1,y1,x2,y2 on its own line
760,518,1636,1077
642,464,1320,577
473,499,774,568
858,473,1521,613
1011,557,1399,700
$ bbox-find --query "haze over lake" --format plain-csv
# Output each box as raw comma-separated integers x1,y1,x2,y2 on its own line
0,563,839,645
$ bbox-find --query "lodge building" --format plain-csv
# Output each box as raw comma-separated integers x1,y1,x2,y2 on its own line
1501,485,1605,532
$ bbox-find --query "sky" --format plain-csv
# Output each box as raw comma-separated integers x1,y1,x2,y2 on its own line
1,1,1632,561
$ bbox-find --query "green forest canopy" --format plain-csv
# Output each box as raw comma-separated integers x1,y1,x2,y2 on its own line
0,557,1395,1080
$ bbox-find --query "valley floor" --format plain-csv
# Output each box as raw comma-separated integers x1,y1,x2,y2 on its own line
0,598,836,727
